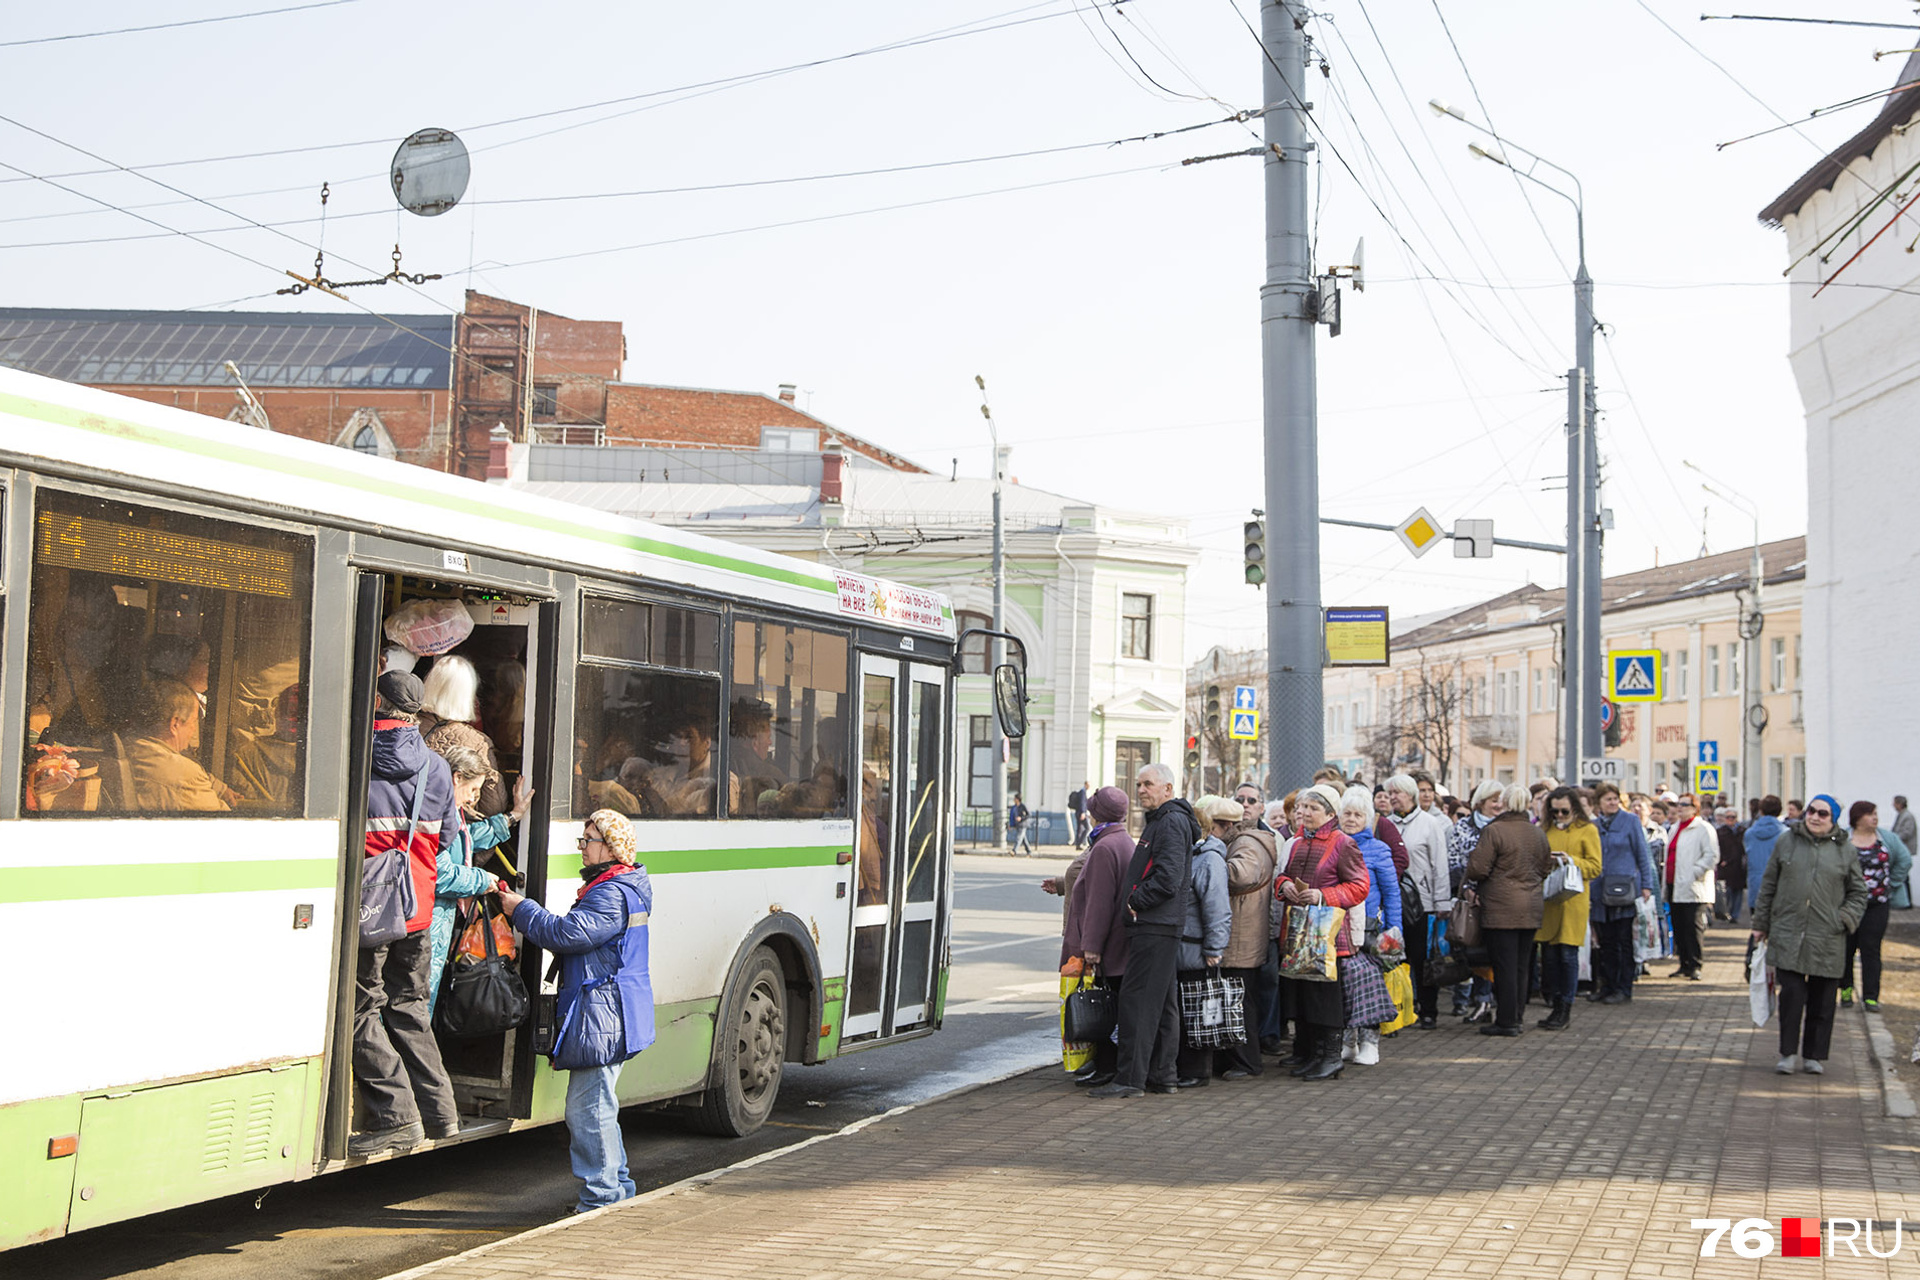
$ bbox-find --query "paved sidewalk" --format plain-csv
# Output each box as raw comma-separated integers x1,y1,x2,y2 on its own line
389,929,1920,1279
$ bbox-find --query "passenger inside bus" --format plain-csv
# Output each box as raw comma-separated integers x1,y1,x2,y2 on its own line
22,493,312,818
729,697,787,812
417,654,508,817
127,678,234,812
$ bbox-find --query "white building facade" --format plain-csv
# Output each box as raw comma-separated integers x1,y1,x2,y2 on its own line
505,440,1196,839
1762,56,1920,806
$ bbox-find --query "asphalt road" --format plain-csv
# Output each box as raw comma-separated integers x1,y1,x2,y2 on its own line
11,852,1075,1280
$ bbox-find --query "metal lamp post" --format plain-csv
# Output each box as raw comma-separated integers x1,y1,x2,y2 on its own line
1433,100,1602,782
1686,460,1766,805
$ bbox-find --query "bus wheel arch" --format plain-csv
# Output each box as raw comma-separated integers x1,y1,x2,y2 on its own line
687,914,820,1137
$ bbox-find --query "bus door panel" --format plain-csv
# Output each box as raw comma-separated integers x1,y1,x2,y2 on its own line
322,571,386,1160
843,656,899,1038
891,663,948,1031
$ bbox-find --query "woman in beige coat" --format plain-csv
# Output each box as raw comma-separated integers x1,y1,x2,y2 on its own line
1217,810,1278,1079
1463,783,1555,1037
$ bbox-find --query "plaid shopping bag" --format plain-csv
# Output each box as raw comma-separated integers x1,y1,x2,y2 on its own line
1178,972,1246,1048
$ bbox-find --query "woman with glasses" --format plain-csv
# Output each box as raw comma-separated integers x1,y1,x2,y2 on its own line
1842,800,1909,1011
1752,794,1868,1075
1536,786,1602,1030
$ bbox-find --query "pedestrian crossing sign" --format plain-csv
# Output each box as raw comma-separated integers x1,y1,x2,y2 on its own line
1229,709,1259,741
1694,763,1723,794
1609,649,1662,703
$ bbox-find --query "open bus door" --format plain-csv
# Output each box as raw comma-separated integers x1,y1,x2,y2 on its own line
322,571,556,1159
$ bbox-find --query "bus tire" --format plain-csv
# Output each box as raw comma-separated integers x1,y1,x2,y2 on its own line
691,945,786,1136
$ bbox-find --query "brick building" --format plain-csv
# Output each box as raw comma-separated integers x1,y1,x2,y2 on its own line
0,290,916,478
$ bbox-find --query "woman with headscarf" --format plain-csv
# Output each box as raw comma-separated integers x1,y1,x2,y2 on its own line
1753,794,1868,1074
1335,785,1401,1066
1273,783,1370,1081
498,811,655,1212
1463,783,1556,1038
1061,786,1134,1088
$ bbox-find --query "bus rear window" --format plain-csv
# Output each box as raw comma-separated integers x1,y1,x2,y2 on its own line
23,491,312,817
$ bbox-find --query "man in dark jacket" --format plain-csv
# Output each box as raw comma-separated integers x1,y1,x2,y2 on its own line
352,671,464,1157
1714,806,1747,923
500,808,655,1213
1091,762,1198,1099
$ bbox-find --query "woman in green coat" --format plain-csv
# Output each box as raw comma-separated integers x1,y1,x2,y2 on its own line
1752,795,1868,1076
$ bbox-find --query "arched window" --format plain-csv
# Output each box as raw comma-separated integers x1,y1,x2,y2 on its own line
955,609,992,675
351,426,380,455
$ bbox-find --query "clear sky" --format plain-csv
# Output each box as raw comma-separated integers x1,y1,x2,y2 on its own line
2,1,1902,657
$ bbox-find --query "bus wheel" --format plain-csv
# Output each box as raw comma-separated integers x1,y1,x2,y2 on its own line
692,946,786,1136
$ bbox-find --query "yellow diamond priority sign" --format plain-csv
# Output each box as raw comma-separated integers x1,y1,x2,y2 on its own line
1394,507,1445,559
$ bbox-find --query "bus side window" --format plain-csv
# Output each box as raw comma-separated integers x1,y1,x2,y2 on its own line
728,619,848,819
22,490,312,817
574,595,722,821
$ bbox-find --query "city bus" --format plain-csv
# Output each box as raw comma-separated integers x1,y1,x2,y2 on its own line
0,366,1025,1250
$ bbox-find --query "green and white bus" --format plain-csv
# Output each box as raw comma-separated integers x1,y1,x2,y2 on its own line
0,366,1025,1250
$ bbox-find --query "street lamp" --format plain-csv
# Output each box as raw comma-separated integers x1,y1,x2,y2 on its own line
1433,98,1602,785
1685,459,1767,803
977,375,1008,848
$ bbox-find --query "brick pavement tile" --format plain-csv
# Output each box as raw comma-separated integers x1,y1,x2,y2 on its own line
390,933,1920,1280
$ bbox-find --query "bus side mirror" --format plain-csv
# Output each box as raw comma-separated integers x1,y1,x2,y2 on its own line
993,662,1027,739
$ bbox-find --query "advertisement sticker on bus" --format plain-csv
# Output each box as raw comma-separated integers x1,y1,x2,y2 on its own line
833,570,953,637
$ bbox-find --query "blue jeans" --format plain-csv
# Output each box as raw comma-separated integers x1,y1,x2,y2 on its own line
566,1064,635,1211
1541,942,1580,1004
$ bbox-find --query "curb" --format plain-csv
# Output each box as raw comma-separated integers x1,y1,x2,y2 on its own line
1857,1005,1917,1119
375,1058,1052,1280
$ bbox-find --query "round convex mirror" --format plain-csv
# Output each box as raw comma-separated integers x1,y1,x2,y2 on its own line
391,128,470,217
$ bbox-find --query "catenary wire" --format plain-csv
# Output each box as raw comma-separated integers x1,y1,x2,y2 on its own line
0,0,357,48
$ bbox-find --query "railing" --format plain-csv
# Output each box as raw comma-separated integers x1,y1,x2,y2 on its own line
1466,713,1520,750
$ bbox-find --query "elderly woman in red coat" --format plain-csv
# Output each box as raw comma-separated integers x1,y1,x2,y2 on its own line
1274,783,1371,1081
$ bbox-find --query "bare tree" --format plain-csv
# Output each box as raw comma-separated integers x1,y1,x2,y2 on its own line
1397,651,1467,792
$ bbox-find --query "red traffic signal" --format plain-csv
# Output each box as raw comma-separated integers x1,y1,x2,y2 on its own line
1185,735,1199,751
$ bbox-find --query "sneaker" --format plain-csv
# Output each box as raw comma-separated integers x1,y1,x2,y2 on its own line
1775,1055,1799,1074
1355,1035,1380,1066
1803,1059,1825,1075
1841,988,1855,1007
1416,1015,1438,1030
1865,999,1881,1012
1599,990,1629,1005
1464,1002,1493,1024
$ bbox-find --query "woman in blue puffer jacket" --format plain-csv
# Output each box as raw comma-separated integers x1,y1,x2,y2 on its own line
498,809,655,1214
1337,785,1401,1065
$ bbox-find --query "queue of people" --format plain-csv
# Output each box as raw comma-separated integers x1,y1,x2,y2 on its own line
1050,760,1909,1093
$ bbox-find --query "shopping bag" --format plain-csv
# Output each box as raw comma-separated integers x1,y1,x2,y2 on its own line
1341,952,1397,1027
1748,940,1775,1028
1060,973,1095,1072
1368,924,1407,971
457,895,517,961
1380,961,1417,1034
1544,858,1586,902
1179,972,1247,1048
1632,895,1662,963
1425,915,1470,988
1279,904,1341,981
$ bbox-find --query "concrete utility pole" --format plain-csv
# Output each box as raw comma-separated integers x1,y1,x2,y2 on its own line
1687,462,1765,805
978,377,1008,847
1261,0,1325,792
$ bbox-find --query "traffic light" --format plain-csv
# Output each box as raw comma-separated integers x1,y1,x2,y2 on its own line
1243,519,1266,586
1206,685,1221,730
1185,734,1200,769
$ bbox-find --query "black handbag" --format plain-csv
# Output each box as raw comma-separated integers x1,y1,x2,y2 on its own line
1598,873,1638,908
1062,977,1117,1043
435,897,530,1039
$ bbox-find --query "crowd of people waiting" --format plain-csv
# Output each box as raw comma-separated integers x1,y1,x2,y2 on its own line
1046,761,1914,1095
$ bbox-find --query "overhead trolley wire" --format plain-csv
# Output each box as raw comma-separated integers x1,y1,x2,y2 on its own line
0,0,358,48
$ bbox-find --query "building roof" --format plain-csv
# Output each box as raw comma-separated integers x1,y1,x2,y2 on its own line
603,382,929,473
1393,536,1807,651
0,308,453,390
1760,47,1920,227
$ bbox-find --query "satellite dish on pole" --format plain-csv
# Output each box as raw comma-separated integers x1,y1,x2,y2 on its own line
390,128,470,217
